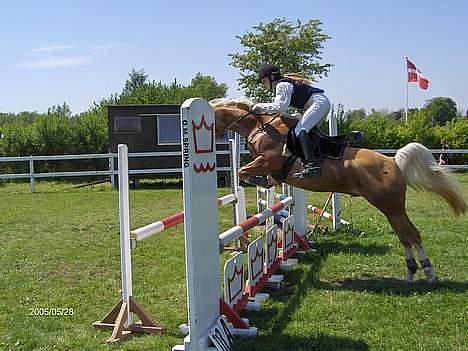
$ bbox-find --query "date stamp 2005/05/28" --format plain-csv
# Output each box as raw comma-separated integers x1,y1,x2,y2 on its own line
29,307,74,317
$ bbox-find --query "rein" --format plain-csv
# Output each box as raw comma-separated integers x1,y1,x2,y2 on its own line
224,110,254,132
225,110,281,144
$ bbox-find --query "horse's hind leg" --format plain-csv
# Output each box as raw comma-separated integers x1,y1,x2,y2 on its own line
369,194,438,284
385,210,438,283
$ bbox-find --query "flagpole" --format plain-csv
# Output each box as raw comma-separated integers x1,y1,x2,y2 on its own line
405,56,408,124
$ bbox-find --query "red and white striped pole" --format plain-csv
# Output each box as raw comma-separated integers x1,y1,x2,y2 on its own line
132,193,236,241
219,197,293,247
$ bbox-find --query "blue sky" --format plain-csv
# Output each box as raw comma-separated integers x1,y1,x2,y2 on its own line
1,0,467,115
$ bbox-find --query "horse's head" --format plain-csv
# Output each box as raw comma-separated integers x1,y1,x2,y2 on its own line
210,97,255,138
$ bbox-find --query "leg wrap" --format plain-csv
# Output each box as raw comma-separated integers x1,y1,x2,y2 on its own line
406,258,418,274
420,258,432,269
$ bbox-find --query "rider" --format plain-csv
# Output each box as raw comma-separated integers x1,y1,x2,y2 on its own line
252,64,331,178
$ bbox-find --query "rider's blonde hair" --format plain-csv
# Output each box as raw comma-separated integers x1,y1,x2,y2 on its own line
283,72,312,85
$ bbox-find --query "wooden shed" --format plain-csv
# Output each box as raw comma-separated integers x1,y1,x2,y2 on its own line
107,104,232,178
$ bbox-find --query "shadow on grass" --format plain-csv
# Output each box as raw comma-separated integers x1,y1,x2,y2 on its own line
235,254,369,351
131,179,184,190
317,277,468,296
315,241,390,256
233,334,369,351
130,178,230,190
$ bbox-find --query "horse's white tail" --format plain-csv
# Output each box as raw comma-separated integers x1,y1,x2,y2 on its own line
394,142,467,216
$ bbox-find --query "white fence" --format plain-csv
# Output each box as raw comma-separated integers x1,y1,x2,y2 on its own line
0,150,236,192
0,149,466,192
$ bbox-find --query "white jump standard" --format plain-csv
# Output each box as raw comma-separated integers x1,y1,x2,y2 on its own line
174,98,313,351
174,98,235,351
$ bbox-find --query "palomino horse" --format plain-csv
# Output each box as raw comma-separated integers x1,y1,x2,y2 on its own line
211,98,467,284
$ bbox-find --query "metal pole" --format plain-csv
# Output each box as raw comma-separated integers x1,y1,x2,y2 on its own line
29,157,35,193
405,56,409,124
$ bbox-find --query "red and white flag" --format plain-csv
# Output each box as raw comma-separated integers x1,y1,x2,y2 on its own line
406,58,430,90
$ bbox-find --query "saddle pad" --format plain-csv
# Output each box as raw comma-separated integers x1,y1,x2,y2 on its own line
286,127,347,161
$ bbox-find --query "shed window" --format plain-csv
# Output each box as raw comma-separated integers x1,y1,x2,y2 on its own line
157,114,181,144
114,116,141,134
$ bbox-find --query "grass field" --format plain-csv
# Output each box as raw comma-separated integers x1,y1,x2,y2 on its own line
0,175,467,351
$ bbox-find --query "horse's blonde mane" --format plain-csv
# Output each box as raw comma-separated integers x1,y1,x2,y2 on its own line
210,97,254,112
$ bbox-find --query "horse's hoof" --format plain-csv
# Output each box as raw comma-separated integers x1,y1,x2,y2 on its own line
427,276,438,285
245,176,268,187
406,274,415,283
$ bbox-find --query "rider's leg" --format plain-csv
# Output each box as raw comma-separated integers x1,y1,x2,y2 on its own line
293,93,331,178
293,130,320,177
294,93,331,133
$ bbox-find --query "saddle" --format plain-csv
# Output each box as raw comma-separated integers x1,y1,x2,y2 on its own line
286,127,364,161
270,127,364,183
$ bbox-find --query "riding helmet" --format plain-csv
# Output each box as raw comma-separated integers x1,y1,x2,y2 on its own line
257,64,281,82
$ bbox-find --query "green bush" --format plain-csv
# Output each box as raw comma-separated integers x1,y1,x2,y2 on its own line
339,108,467,165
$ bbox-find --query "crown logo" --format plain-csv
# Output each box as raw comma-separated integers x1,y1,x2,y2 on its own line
249,247,265,281
192,115,214,154
267,233,278,265
192,115,216,173
226,260,244,303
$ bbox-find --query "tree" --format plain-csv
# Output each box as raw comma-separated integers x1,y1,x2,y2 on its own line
47,102,72,118
123,68,149,96
423,97,457,126
118,72,227,105
229,18,332,101
346,108,367,121
189,73,228,101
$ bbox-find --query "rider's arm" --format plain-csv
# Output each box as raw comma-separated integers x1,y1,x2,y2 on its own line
252,82,293,113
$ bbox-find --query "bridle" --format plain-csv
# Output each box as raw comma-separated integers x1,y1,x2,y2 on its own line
224,109,281,144
224,110,254,133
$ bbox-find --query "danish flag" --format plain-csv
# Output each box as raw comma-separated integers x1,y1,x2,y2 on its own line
406,58,430,90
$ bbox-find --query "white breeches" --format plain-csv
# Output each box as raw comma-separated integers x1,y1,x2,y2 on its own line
294,93,331,136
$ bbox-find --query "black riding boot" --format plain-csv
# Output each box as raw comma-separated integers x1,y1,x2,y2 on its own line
294,130,320,178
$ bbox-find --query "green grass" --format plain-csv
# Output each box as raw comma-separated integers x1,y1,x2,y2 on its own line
0,176,467,351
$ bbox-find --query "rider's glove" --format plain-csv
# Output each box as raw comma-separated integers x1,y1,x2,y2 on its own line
251,104,265,114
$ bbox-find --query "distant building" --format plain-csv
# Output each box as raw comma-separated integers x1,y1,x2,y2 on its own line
107,104,233,179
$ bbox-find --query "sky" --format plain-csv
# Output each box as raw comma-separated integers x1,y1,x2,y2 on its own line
1,0,467,115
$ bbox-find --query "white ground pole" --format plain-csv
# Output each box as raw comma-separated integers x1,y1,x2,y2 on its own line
229,137,247,226
328,112,342,229
117,144,133,327
229,138,238,225
229,137,247,251
174,98,222,351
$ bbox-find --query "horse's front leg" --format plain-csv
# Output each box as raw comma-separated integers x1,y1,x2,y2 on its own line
238,155,278,188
